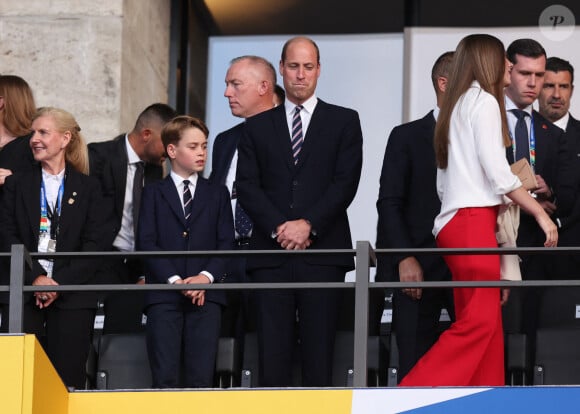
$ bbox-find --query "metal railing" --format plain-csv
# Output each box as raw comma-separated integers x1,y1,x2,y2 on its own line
2,242,580,387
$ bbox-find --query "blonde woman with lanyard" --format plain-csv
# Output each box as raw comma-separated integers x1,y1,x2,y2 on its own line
0,107,106,389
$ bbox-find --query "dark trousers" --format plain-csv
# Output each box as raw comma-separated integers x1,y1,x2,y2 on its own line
146,301,221,388
99,255,145,334
24,302,95,389
392,285,454,380
250,260,344,387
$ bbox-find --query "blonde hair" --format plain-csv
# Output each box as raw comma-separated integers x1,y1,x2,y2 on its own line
0,75,37,137
33,107,89,174
435,34,511,169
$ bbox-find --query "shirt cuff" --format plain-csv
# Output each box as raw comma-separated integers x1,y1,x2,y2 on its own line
200,271,214,283
168,275,182,284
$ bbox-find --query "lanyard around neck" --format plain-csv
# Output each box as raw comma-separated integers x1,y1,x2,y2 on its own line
40,177,65,239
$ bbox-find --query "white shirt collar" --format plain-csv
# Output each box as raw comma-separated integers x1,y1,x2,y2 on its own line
504,95,533,116
284,94,318,116
433,107,440,121
170,170,198,188
42,168,65,181
125,134,141,165
553,112,570,131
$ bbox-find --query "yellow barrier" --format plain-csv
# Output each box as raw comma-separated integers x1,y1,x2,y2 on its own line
0,334,68,414
1,335,352,414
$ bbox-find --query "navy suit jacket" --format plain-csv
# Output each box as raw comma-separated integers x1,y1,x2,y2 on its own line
506,110,575,247
0,165,107,308
554,115,580,245
88,135,163,248
209,122,244,187
236,99,363,270
137,175,234,307
376,111,449,282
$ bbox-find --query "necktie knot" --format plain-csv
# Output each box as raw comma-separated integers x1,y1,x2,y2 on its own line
511,109,528,121
294,105,303,114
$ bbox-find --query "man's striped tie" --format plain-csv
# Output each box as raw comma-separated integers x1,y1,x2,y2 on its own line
291,105,304,164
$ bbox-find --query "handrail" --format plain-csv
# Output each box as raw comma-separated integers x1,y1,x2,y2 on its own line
3,243,579,387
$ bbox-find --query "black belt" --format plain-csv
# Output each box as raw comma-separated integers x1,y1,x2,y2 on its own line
235,238,251,248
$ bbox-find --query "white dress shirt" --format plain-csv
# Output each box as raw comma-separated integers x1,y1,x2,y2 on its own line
553,112,570,132
433,81,522,237
284,94,318,140
113,135,142,252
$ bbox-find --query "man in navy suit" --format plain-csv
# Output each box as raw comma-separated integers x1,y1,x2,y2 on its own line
376,52,455,381
236,37,363,387
504,40,576,376
209,56,277,338
539,56,580,253
137,116,234,388
88,103,177,333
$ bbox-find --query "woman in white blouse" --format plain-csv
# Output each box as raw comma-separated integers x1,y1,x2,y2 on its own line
399,34,557,387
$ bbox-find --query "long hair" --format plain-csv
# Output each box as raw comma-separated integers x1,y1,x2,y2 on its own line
0,75,36,137
33,107,89,174
435,34,511,169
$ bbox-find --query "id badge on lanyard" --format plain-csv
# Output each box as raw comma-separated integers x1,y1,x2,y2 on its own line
38,178,64,278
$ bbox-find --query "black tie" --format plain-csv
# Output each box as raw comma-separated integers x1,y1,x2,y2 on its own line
183,180,192,221
132,161,144,235
511,109,530,162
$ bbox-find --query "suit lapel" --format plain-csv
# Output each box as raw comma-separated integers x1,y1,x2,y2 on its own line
421,111,436,146
297,99,324,169
188,177,208,224
273,105,295,171
24,168,42,244
57,167,81,244
160,176,186,225
532,111,549,173
112,136,128,216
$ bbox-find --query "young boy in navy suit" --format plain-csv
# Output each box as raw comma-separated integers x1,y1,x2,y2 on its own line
137,116,234,388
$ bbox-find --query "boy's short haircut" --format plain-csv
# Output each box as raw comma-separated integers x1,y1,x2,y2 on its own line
161,115,209,151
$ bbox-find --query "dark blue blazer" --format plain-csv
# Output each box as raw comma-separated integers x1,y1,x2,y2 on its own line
236,99,363,270
137,175,234,307
554,115,580,244
375,111,449,282
209,122,244,187
506,110,575,247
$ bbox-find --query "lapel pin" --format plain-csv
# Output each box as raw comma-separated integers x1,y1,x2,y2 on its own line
73,192,77,196
68,198,75,205
542,124,548,129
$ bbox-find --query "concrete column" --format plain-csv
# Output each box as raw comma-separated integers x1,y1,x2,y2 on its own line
0,0,171,142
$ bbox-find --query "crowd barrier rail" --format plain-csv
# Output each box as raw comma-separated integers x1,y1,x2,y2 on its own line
2,242,580,388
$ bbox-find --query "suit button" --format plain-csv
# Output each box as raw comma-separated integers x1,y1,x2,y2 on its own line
292,180,298,186
289,203,293,209
182,231,188,238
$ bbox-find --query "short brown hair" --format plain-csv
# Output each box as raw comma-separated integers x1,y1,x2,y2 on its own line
161,115,209,152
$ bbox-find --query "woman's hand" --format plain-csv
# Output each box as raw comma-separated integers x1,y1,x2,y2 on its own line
536,212,558,247
32,275,59,308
